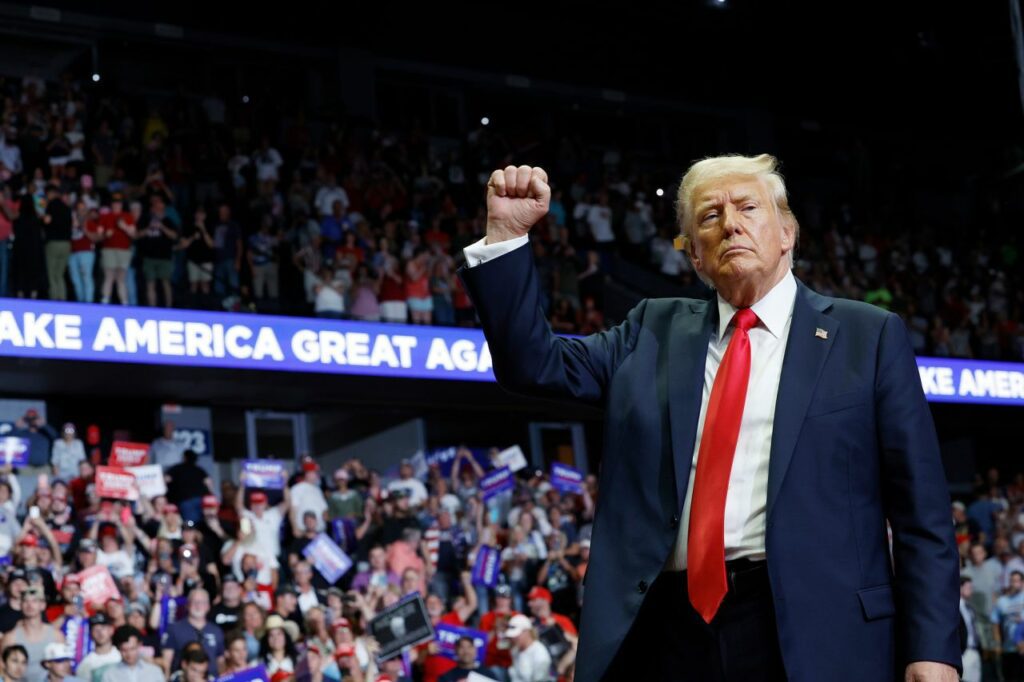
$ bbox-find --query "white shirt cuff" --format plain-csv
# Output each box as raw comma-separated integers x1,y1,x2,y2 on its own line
462,234,530,267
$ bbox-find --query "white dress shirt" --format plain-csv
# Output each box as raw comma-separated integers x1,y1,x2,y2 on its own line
463,235,797,571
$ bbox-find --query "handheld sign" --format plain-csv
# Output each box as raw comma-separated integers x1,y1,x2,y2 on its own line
214,666,269,682
0,437,29,467
435,623,488,663
480,467,514,501
497,445,529,473
471,545,501,588
369,594,435,661
127,464,166,498
109,441,150,467
76,565,119,607
241,460,286,490
302,533,353,584
550,462,584,495
94,466,139,501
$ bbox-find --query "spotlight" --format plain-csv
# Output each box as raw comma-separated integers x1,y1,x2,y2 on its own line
656,188,665,197
480,117,490,126
242,95,250,104
91,73,101,83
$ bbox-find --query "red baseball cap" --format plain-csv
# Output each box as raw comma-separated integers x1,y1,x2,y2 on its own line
331,617,351,630
20,534,38,547
250,491,268,505
201,495,219,509
301,459,319,473
163,504,179,515
527,586,552,603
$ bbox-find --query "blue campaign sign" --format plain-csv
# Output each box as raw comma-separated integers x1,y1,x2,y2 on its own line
471,545,501,588
917,357,1024,407
0,437,30,467
480,467,515,501
550,462,584,495
0,299,494,381
241,460,286,489
434,623,488,663
424,446,491,478
215,665,269,682
302,533,353,584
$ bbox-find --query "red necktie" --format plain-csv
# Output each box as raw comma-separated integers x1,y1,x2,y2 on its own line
687,307,759,624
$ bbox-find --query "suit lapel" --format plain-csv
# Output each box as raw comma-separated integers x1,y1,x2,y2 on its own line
667,299,716,513
766,279,837,521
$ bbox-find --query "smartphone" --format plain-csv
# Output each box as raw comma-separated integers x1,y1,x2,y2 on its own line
28,506,40,519
120,507,132,525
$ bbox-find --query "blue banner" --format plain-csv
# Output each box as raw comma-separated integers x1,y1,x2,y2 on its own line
471,545,501,588
550,462,584,495
158,595,188,638
241,460,286,490
424,446,491,478
434,623,488,663
330,518,358,554
302,533,353,584
917,357,1024,406
0,437,29,467
60,616,91,670
0,299,494,381
480,467,514,501
215,665,269,682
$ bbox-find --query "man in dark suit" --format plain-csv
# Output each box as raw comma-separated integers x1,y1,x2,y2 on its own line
458,156,961,682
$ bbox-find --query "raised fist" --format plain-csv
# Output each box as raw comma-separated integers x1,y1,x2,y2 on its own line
485,165,551,243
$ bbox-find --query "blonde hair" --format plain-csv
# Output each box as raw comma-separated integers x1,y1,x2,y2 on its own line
674,153,800,287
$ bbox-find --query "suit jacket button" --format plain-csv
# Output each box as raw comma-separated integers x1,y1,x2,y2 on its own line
637,580,648,594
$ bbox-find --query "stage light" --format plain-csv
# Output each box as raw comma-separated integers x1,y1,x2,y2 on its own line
481,117,490,126
242,95,250,104
656,188,665,197
91,73,101,83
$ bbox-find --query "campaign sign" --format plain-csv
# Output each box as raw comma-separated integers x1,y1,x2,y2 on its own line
0,437,29,466
425,446,491,478
95,466,138,501
61,616,92,669
76,565,119,606
497,445,529,473
480,467,514,501
158,595,189,638
369,594,435,661
127,464,166,498
550,462,584,495
215,665,269,682
471,545,501,588
302,533,353,584
241,460,286,489
435,623,488,664
109,441,150,467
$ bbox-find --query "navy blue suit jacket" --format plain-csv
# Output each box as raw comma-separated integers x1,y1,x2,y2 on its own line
459,243,961,681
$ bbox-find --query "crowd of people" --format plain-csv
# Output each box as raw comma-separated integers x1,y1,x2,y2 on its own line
0,70,1021,359
0,408,593,681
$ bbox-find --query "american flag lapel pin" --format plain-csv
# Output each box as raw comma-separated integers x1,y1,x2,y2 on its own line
815,327,828,340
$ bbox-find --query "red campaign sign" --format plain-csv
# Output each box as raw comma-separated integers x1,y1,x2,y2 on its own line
76,565,119,606
95,466,139,501
109,441,150,467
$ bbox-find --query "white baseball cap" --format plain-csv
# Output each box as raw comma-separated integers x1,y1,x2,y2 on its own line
504,614,534,638
43,643,73,663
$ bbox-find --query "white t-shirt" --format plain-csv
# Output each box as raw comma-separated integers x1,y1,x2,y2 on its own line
387,478,428,507
76,648,122,682
510,639,553,682
586,205,614,243
290,481,328,531
314,186,350,217
97,548,134,578
243,506,284,559
253,148,283,182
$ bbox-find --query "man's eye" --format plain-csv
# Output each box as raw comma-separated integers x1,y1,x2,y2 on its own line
702,213,717,222
743,205,757,211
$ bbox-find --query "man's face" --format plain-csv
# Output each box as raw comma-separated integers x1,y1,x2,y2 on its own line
1012,574,1024,594
183,659,209,682
188,592,210,620
21,594,43,618
528,597,549,618
369,548,386,570
426,595,444,618
961,581,973,599
687,175,793,296
5,651,26,679
45,659,71,677
119,636,140,666
278,593,296,613
222,581,241,605
971,545,986,564
455,639,477,666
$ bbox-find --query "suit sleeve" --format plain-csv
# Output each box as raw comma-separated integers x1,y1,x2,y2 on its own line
875,312,962,672
458,240,646,406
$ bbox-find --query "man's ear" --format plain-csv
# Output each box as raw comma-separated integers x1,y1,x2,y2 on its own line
675,233,700,267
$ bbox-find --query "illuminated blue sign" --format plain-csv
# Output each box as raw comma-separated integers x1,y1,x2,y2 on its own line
0,299,494,381
916,357,1024,407
0,300,1021,406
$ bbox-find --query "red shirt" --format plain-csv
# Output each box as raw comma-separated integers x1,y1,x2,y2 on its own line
100,211,135,250
379,272,405,302
419,611,462,682
481,609,519,668
72,218,102,253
